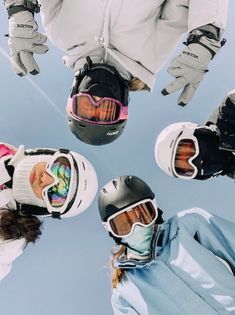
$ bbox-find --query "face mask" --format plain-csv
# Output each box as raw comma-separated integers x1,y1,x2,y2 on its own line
123,224,154,257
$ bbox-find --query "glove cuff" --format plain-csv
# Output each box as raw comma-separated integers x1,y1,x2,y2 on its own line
6,0,40,18
186,29,225,60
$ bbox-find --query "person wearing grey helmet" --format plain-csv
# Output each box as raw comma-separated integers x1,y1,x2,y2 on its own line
3,0,229,145
98,175,235,314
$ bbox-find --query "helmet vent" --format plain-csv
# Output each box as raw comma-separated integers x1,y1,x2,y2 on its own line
82,162,86,170
77,200,82,208
102,188,108,194
78,124,86,128
112,180,118,189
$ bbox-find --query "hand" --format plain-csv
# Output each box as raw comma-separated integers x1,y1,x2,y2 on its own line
217,92,235,151
8,11,48,76
161,31,222,106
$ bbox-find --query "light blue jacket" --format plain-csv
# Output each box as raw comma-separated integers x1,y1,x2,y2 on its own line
112,208,235,315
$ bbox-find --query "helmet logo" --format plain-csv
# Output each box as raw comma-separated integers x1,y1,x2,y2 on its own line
107,131,119,136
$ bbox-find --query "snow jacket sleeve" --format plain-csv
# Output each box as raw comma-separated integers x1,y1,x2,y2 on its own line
206,91,235,126
0,237,26,281
178,207,235,274
206,90,235,178
39,0,63,30
187,0,229,34
112,290,140,315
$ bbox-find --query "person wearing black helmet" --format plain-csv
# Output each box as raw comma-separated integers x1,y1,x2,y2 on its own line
155,89,235,181
4,0,229,145
66,58,129,145
98,175,235,314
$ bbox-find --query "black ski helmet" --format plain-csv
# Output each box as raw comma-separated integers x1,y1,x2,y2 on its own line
67,57,129,146
98,175,155,222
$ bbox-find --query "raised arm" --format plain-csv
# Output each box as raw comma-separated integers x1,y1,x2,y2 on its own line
161,0,229,106
178,207,235,274
3,0,48,76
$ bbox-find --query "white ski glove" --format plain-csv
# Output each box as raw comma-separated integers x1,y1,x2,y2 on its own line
161,30,223,106
8,10,48,76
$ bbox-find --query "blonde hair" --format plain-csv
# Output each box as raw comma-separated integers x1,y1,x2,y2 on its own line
129,78,150,92
111,245,126,288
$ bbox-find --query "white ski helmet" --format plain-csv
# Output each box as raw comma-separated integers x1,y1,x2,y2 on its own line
155,122,200,179
10,146,98,218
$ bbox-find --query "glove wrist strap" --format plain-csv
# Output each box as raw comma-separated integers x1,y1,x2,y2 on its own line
186,31,225,60
7,0,40,18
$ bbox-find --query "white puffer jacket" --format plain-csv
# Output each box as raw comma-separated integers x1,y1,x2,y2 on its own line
39,0,229,90
0,143,26,282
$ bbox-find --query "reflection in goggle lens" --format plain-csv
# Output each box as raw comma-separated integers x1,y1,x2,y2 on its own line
76,94,120,123
174,139,197,177
109,202,156,237
47,157,72,208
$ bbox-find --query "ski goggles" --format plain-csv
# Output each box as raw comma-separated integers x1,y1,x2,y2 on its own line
104,199,158,238
66,93,128,125
42,152,77,214
172,130,199,179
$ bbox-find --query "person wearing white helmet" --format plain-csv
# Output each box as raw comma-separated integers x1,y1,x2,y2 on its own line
0,141,97,281
98,175,235,315
0,142,98,218
155,90,235,180
3,0,229,145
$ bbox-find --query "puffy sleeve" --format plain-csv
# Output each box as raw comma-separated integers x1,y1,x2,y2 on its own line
206,91,235,126
0,238,26,281
187,0,229,33
39,0,63,30
177,207,235,274
112,290,140,315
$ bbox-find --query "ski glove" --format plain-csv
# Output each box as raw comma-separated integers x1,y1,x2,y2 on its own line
216,90,235,152
8,10,48,76
161,30,223,106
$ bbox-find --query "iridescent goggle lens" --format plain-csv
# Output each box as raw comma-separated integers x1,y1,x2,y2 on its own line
107,200,157,237
45,157,72,208
174,139,198,178
72,93,128,124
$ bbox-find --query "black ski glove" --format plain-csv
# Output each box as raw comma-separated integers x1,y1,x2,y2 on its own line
217,93,235,151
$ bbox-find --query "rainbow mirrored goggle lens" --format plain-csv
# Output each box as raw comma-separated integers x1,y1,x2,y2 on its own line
70,93,128,124
45,157,72,208
107,200,158,238
173,139,198,178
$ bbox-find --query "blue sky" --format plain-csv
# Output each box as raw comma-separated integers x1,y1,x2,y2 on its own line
0,2,235,315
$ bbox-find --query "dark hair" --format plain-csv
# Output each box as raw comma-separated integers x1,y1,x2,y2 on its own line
0,210,42,244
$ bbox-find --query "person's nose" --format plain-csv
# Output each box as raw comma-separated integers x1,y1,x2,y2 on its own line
40,172,55,188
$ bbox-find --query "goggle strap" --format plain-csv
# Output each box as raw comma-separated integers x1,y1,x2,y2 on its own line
16,202,50,217
51,212,61,219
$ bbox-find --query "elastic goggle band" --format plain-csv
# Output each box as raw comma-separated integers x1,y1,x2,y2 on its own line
104,199,158,238
66,93,128,125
